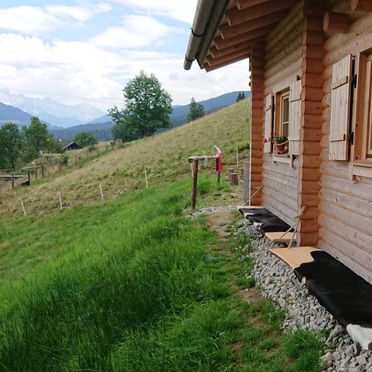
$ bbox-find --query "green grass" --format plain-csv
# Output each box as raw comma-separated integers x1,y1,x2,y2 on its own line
0,175,323,371
0,100,250,219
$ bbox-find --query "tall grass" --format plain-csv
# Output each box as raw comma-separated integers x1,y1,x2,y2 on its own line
0,175,323,371
0,177,223,370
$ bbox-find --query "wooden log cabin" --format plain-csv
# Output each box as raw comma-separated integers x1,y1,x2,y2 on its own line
184,0,372,284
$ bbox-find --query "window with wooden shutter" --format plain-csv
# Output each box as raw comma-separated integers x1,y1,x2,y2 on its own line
264,94,273,153
288,79,301,156
329,54,353,161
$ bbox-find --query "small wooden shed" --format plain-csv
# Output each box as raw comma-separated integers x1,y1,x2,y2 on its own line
185,0,372,284
59,141,81,151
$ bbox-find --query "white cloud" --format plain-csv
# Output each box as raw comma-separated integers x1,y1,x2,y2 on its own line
114,0,198,24
0,3,111,35
0,2,250,114
0,31,250,110
91,15,169,49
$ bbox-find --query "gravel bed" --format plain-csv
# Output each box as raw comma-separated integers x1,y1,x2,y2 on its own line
234,218,372,372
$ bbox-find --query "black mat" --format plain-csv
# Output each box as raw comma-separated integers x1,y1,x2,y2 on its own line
239,208,292,233
295,251,372,327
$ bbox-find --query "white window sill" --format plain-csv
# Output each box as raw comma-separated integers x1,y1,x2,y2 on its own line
351,161,372,179
271,154,297,168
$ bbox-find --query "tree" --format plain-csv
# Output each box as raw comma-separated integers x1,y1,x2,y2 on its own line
109,71,173,142
22,117,58,161
0,123,23,171
187,98,205,122
236,91,246,102
74,132,98,148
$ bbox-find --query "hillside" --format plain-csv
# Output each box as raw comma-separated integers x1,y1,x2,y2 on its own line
52,91,250,141
0,97,323,370
0,100,250,218
0,102,34,126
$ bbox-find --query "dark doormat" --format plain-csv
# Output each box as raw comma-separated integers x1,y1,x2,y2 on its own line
239,207,292,233
295,251,372,328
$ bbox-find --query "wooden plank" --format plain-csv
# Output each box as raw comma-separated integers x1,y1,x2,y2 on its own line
270,247,320,268
265,231,297,244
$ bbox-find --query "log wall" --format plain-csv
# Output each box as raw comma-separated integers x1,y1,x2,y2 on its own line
260,2,304,225
319,6,372,284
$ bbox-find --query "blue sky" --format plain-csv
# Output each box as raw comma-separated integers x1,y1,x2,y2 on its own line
0,1,249,111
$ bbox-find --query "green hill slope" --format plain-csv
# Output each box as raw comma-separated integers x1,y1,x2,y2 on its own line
0,100,251,219
0,98,323,371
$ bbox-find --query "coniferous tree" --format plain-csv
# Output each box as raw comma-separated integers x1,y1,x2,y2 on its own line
187,98,205,122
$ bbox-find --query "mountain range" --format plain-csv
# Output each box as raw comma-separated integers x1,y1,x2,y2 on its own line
0,91,250,140
51,91,250,141
0,89,105,128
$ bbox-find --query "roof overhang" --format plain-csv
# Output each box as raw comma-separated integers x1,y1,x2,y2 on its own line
184,0,299,72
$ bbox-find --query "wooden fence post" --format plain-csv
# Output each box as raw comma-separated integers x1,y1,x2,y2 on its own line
191,160,199,210
99,183,104,200
20,199,26,216
27,170,31,185
144,169,148,188
58,192,63,209
11,173,14,189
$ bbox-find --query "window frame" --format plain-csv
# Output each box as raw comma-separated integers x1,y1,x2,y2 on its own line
351,51,372,164
275,89,290,139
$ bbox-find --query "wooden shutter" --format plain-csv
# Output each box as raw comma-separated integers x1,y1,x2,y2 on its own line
289,79,301,155
329,54,353,161
264,94,273,153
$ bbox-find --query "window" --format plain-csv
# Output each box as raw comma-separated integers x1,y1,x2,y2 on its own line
363,53,372,159
279,91,290,137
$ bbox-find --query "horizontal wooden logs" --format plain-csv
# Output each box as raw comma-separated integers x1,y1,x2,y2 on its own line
351,0,372,12
214,26,272,50
205,53,249,72
237,0,271,10
210,44,251,59
323,12,351,33
227,1,295,27
220,12,286,40
206,49,249,67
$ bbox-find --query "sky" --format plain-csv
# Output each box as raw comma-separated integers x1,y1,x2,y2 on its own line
0,1,250,111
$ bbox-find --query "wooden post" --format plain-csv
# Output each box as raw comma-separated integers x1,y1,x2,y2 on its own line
99,183,104,200
20,199,26,216
35,167,38,180
58,192,63,209
230,172,239,186
41,165,45,177
27,170,31,185
144,169,149,188
243,161,250,203
11,173,15,189
191,160,199,210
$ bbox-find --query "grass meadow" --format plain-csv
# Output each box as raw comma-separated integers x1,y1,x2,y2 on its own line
0,100,250,220
0,175,323,371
